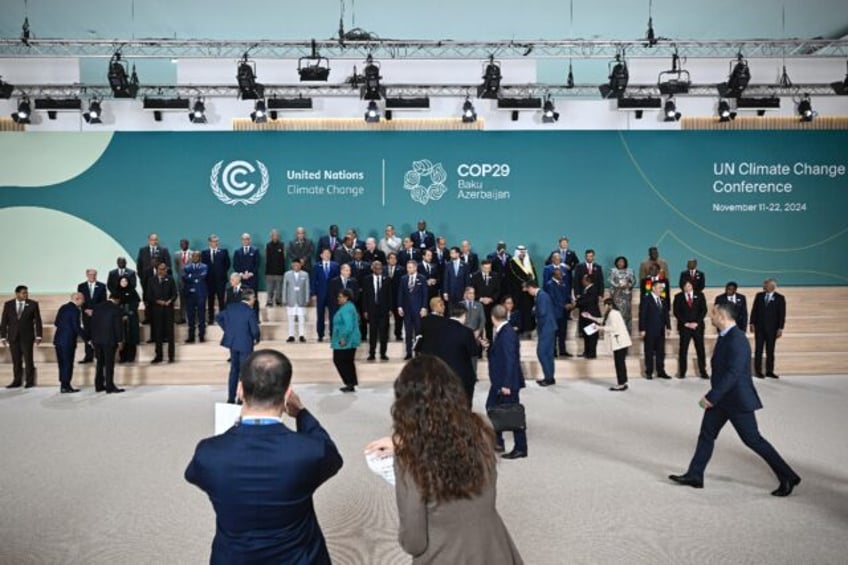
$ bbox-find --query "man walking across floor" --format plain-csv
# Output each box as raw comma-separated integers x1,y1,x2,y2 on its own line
750,278,786,379
1,285,44,388
53,292,86,393
669,302,801,497
525,281,557,386
217,289,261,404
487,305,528,459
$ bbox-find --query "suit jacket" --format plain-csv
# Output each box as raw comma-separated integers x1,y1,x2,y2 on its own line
136,245,172,282
78,281,107,310
332,246,355,266
573,262,604,296
362,248,387,265
1,299,43,343
442,261,470,304
53,302,84,347
398,274,428,315
201,248,231,285
679,269,706,292
216,302,260,352
362,273,391,316
282,270,310,307
89,301,122,346
182,263,209,296
265,241,286,276
226,285,245,305
317,234,341,257
715,293,748,331
233,246,260,286
287,238,315,271
488,323,525,394
460,252,479,275
418,261,440,301
471,271,502,305
185,410,343,565
310,261,340,300
639,292,671,334
328,277,360,308
544,278,571,320
349,260,371,285
174,249,194,280
397,248,421,268
145,275,178,305
462,300,486,336
602,309,632,353
750,291,786,334
533,289,558,334
418,318,479,393
487,251,511,276
410,230,435,251
107,268,138,295
672,291,707,331
546,248,579,271
705,326,762,413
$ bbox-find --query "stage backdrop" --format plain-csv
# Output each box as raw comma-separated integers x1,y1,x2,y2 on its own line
1,131,847,293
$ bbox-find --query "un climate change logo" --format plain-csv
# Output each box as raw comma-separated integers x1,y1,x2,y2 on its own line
210,160,270,206
404,159,448,205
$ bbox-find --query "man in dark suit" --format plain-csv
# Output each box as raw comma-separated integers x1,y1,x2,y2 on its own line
459,240,480,275
174,238,193,324
396,237,420,268
385,253,404,342
347,228,366,252
573,249,604,297
350,247,371,340
185,350,343,563
106,257,137,296
679,258,706,292
53,292,86,393
673,281,709,379
750,278,786,379
526,282,557,386
544,266,573,358
546,236,580,272
265,229,286,307
232,233,260,290
332,235,355,266
226,272,259,322
398,260,428,360
146,262,177,363
362,237,387,265
202,234,231,326
362,261,391,361
471,260,501,341
77,268,107,363
216,289,261,404
715,281,748,331
418,249,440,305
183,252,209,343
316,224,341,258
487,304,527,459
487,241,510,277
89,293,125,393
669,302,800,496
287,226,315,272
639,280,671,379
1,285,43,388
311,249,340,342
327,263,360,338
442,247,470,305
418,302,480,407
136,233,171,323
410,219,435,251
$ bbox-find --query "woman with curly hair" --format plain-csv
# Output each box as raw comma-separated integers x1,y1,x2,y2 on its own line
366,355,523,564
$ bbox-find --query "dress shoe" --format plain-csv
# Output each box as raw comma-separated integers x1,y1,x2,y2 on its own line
404,354,412,360
502,450,527,460
339,385,356,393
658,373,672,379
24,383,36,388
199,337,206,343
185,338,196,344
95,386,106,392
644,373,653,380
700,374,710,379
286,337,296,343
60,386,80,393
146,339,155,344
562,352,574,358
609,384,629,392
771,476,801,497
6,381,22,389
367,355,376,361
106,387,126,394
396,336,403,342
78,358,93,365
168,359,175,363
151,357,163,364
318,337,324,343
766,372,780,379
494,444,506,453
536,379,555,387
299,337,306,343
668,474,703,488
754,372,765,379
380,355,389,361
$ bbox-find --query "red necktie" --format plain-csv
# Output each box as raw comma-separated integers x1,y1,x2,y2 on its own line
687,294,693,308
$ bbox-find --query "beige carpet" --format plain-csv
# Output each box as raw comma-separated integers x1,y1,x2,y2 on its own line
0,374,847,564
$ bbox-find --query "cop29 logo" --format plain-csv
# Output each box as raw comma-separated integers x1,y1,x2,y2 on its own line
403,159,448,205
210,160,270,206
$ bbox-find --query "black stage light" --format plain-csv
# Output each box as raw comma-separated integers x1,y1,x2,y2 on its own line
298,39,331,81
542,96,559,123
797,94,814,122
599,53,629,99
364,100,380,123
717,53,750,98
477,56,502,99
717,99,736,122
108,53,139,98
461,97,477,123
84,99,103,124
189,98,207,124
830,61,848,95
510,111,519,122
11,97,31,124
237,55,264,100
0,77,14,99
663,97,681,122
250,99,268,123
361,55,384,100
658,52,690,95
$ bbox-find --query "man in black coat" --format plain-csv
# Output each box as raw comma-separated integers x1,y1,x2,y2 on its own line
362,261,391,361
749,278,786,379
53,292,86,393
714,281,748,331
385,253,404,342
89,294,124,393
639,280,671,379
77,268,107,363
145,262,177,363
673,280,709,379
106,257,138,296
471,260,501,341
1,285,43,388
201,234,231,326
136,233,172,323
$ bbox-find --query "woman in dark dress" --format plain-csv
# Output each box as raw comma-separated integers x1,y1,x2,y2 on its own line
117,276,140,363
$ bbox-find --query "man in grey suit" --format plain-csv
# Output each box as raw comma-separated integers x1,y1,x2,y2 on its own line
282,258,310,343
461,286,486,339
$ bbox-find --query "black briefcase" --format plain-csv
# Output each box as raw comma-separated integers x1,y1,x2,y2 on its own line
487,402,526,432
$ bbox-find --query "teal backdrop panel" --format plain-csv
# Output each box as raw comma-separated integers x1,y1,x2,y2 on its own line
1,130,846,293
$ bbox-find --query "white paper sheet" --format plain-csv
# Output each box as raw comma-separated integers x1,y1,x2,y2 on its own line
214,402,242,435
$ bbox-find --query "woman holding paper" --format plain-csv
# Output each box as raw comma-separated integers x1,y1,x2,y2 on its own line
365,355,524,564
583,298,632,391
331,289,361,393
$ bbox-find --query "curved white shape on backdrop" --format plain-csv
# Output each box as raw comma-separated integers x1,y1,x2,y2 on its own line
0,132,114,188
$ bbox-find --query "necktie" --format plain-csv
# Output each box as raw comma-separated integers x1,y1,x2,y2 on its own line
588,263,593,275
467,300,472,311
324,262,329,276
484,275,489,285
244,247,248,255
17,301,23,318
342,278,347,289
375,278,381,302
389,266,394,278
687,294,693,307
119,269,124,277
211,249,215,263
90,283,95,297
159,277,163,284
730,296,735,304
655,296,661,309
408,277,414,290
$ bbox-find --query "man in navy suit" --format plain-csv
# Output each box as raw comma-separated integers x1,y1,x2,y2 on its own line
77,268,107,363
669,302,800,496
714,281,747,331
233,233,260,290
544,264,573,357
216,289,261,404
317,224,341,258
418,302,480,407
750,278,786,379
639,280,671,379
487,304,527,459
526,282,557,386
182,251,209,343
185,349,343,564
136,233,171,324
410,219,435,251
442,247,469,305
53,292,86,393
398,260,428,360
311,249,340,342
202,234,231,326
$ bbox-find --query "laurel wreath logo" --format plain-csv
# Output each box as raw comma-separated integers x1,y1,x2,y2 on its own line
403,159,448,205
210,160,270,206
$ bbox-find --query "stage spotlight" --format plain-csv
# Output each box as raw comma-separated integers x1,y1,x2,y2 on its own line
298,39,331,82
599,53,629,99
361,55,384,100
364,100,380,123
797,94,814,122
189,98,207,124
83,99,103,124
0,77,13,99
250,99,268,123
11,97,31,124
663,97,681,122
717,53,750,98
658,51,690,95
717,99,736,122
237,55,264,100
477,55,502,99
831,61,848,95
108,53,139,98
542,96,559,123
461,97,477,123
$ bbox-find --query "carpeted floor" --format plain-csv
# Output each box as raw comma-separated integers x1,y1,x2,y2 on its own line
1,374,847,565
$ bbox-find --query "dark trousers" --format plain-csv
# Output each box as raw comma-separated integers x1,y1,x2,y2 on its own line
402,313,421,355
613,347,628,385
186,292,207,339
687,406,799,483
227,349,250,403
536,328,555,382
368,312,389,356
316,296,330,339
94,343,117,390
358,304,368,341
487,388,527,453
118,344,137,363
8,338,36,385
207,282,226,324
81,315,94,360
391,308,403,339
516,293,535,334
483,303,495,342
333,348,358,387
679,327,707,377
578,316,598,358
754,330,778,374
151,305,175,361
55,344,76,386
555,316,569,355
643,331,666,375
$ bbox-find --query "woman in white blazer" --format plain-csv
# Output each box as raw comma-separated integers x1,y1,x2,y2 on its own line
582,298,632,391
